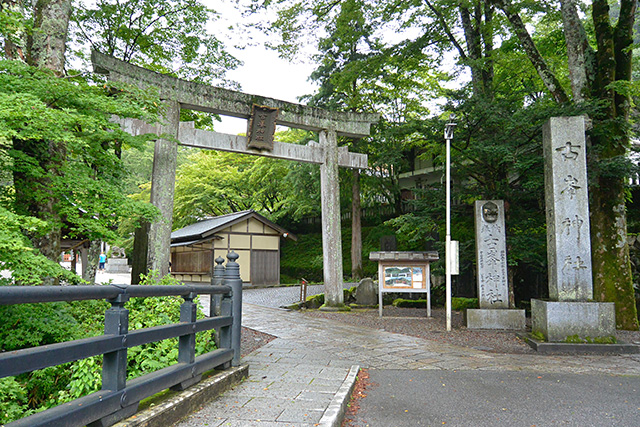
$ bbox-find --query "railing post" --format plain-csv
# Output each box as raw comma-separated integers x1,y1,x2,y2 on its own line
178,292,198,364
211,256,225,317
223,251,243,366
91,290,138,427
171,291,201,391
218,283,232,369
102,293,129,392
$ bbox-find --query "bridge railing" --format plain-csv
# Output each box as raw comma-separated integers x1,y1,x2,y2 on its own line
0,251,243,427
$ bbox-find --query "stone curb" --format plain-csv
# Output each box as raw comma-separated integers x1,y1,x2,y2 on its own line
318,365,360,427
518,333,640,355
113,365,248,427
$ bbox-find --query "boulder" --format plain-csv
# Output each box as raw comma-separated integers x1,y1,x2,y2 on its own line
355,278,377,306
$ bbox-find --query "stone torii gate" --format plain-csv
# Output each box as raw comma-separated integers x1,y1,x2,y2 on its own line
92,51,379,307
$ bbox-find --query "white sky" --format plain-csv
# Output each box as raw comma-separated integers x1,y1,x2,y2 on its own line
204,0,319,134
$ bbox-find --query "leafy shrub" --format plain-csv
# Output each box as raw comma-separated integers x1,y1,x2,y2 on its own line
0,302,78,351
451,297,478,310
2,272,218,423
0,377,33,422
392,298,428,308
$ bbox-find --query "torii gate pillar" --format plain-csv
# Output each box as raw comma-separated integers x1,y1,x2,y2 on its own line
147,100,179,276
319,129,344,307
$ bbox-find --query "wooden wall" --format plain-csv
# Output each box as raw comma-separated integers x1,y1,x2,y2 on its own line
171,217,282,285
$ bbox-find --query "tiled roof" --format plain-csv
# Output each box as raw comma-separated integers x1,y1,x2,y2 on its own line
170,210,295,243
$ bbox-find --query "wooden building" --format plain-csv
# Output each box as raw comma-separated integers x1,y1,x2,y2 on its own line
170,210,295,286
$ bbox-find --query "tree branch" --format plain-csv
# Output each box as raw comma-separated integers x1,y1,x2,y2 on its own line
592,0,615,103
423,0,468,60
492,0,570,104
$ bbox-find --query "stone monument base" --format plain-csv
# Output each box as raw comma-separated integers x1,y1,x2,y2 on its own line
531,299,615,342
465,309,526,330
105,258,131,274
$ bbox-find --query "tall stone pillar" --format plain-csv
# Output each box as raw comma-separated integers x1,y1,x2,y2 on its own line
466,200,525,330
543,117,592,301
147,100,180,277
532,116,615,341
319,129,345,308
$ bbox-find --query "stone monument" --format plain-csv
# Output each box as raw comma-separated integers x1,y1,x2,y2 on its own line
354,277,378,306
466,200,525,329
532,116,615,341
105,247,131,274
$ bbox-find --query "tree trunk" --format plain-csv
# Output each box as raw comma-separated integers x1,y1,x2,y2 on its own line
351,169,363,280
590,173,638,329
560,0,592,102
458,3,495,99
84,240,101,284
2,0,26,60
27,0,71,76
587,0,639,330
460,6,484,98
131,220,150,284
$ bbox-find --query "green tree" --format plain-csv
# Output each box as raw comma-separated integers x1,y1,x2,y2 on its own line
0,5,160,284
71,0,240,85
489,0,638,330
173,150,291,228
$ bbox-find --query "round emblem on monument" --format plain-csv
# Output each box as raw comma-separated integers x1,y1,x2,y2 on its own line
482,202,499,223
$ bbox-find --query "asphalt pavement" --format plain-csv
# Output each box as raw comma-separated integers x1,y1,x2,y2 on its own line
349,370,640,426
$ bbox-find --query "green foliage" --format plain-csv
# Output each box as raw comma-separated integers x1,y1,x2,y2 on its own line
0,207,79,285
530,331,546,341
172,128,321,229
389,296,474,310
451,297,479,310
0,302,78,351
392,298,427,308
563,335,618,344
0,377,33,422
71,0,240,86
564,335,584,344
0,59,160,281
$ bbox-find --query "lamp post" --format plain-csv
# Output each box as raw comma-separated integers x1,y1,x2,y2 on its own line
444,115,456,332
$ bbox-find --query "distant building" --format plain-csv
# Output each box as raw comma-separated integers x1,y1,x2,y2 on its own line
170,210,296,286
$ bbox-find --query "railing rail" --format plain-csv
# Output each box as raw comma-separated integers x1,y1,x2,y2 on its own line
0,251,243,427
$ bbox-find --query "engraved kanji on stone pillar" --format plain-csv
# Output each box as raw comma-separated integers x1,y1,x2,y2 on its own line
543,116,593,301
474,200,509,309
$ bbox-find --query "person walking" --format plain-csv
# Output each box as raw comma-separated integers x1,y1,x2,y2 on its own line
98,252,106,271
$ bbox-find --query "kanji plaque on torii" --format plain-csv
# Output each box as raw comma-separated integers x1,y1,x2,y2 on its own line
247,104,278,151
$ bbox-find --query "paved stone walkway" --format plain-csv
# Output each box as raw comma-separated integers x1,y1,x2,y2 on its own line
242,283,354,309
176,303,640,426
242,304,640,375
